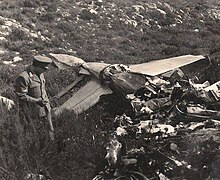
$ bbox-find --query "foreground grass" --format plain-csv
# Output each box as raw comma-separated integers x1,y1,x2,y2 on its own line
0,104,111,179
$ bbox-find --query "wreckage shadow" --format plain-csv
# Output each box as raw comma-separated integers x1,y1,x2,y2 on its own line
98,92,135,118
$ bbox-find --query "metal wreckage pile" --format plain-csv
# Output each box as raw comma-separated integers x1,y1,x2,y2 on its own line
93,64,220,180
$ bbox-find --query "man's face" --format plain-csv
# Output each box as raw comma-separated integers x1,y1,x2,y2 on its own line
34,66,49,75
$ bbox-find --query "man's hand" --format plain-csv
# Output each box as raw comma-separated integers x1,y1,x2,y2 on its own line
49,130,55,141
36,98,48,107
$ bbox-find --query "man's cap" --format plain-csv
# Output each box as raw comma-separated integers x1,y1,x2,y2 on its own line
33,55,52,69
33,55,53,64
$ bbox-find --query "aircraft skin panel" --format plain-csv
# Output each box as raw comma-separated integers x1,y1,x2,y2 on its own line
129,55,206,76
54,79,112,116
205,81,220,91
49,53,85,67
83,62,110,78
72,87,111,114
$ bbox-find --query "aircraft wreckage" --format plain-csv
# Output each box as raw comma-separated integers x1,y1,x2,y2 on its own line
48,53,220,119
47,53,220,179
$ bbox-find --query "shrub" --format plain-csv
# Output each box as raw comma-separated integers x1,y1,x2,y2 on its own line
0,65,24,86
56,22,76,34
0,104,25,179
0,18,4,25
8,28,29,42
162,46,180,55
4,40,31,53
39,12,55,22
23,0,40,8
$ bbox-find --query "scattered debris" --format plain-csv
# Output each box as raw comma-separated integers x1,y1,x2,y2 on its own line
105,134,122,165
92,57,220,179
24,173,46,180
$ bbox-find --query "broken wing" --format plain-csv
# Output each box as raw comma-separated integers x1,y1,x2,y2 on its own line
129,55,206,76
54,78,112,116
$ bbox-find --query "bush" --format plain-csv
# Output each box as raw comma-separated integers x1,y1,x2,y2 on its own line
23,0,40,8
8,28,29,42
0,106,24,179
39,12,55,22
56,22,76,34
0,65,23,86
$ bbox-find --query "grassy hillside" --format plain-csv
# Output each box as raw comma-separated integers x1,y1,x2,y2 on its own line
0,0,220,179
0,0,219,92
0,0,220,64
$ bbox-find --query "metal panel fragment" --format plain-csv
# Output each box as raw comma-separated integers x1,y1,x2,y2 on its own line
129,55,206,76
54,78,112,116
49,53,85,67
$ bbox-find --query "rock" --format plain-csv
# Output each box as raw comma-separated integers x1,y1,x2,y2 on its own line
0,31,9,36
164,2,173,12
95,0,103,7
157,8,166,15
29,32,38,38
2,61,13,65
13,56,23,62
5,20,14,27
0,36,7,42
0,96,15,110
0,48,5,54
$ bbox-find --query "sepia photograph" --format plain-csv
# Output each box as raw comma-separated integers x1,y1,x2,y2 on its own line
0,0,220,179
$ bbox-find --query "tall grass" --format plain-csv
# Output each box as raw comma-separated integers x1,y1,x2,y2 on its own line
0,100,111,179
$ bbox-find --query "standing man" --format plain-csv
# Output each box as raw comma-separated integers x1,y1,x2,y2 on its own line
15,55,54,141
